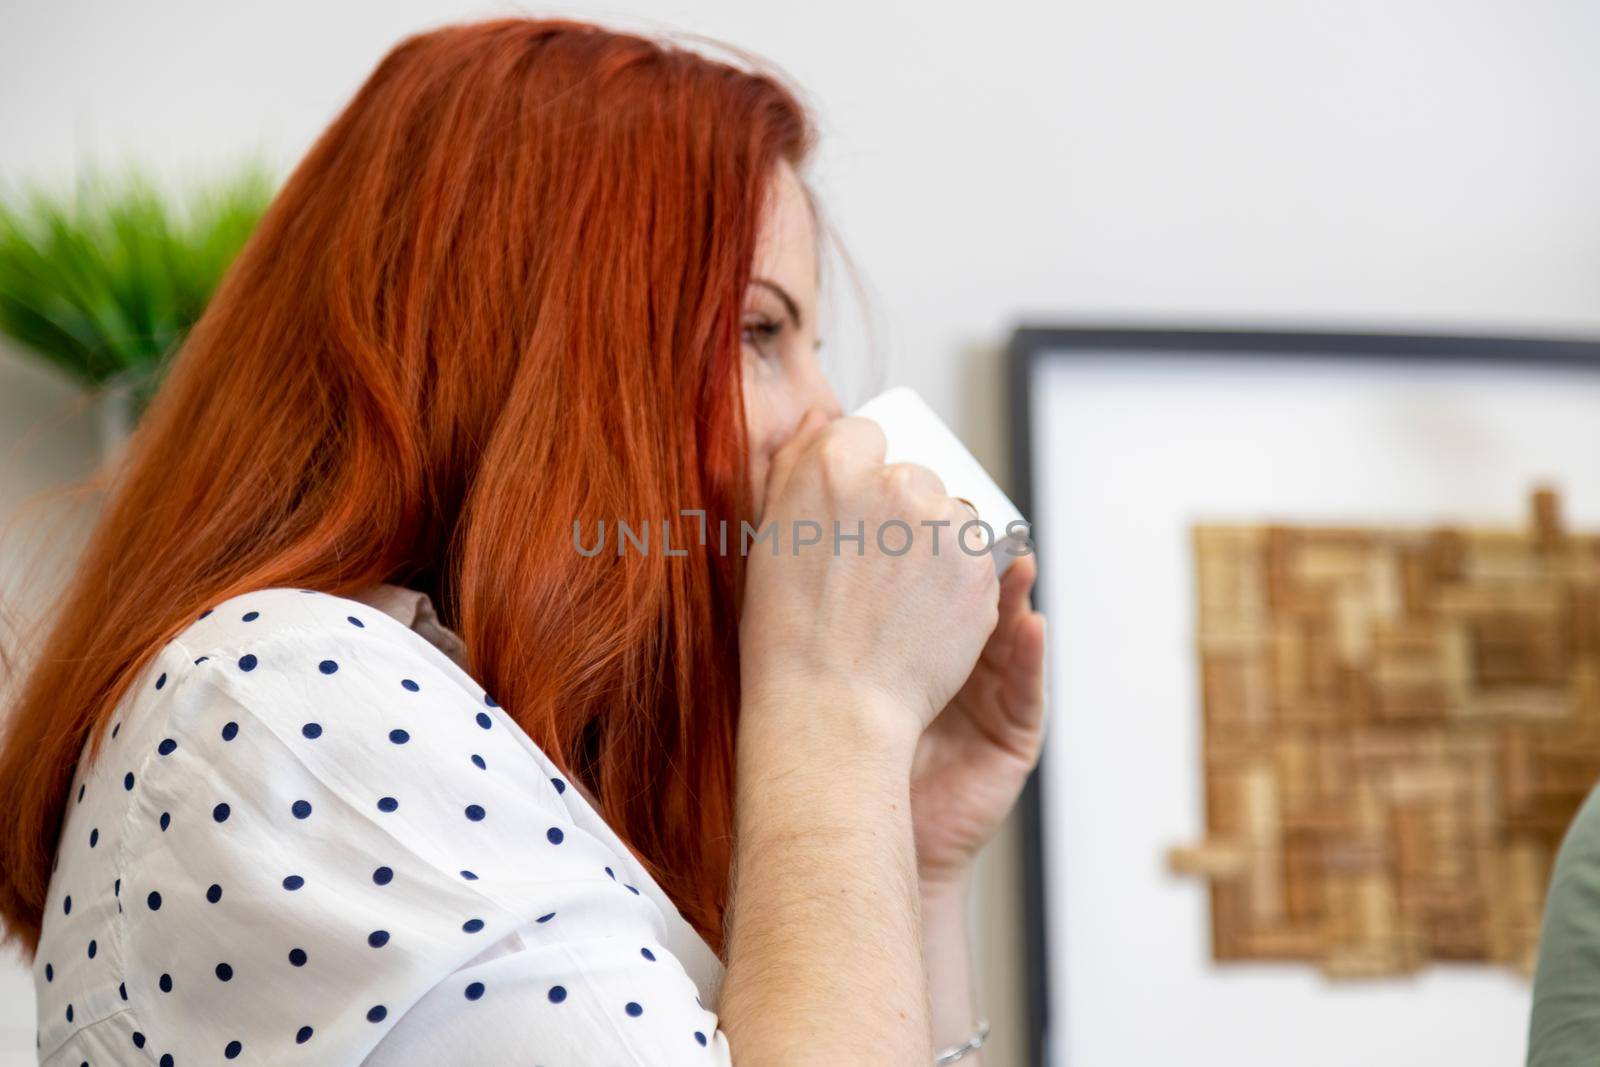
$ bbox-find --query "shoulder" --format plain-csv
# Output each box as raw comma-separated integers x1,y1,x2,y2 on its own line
170,585,459,686
94,588,690,1063
156,584,496,737
130,584,569,864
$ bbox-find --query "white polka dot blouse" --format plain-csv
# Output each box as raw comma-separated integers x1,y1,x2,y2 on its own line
33,585,731,1065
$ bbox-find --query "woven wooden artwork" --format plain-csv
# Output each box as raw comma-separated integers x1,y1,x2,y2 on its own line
1168,488,1600,977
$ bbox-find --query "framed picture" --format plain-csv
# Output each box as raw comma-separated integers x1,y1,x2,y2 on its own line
1008,326,1600,1067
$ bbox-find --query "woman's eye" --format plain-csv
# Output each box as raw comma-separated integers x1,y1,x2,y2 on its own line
741,317,784,355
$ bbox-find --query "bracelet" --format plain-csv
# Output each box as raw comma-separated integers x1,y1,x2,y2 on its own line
933,1019,990,1065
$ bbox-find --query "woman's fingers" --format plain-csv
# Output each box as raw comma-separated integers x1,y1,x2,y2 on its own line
763,406,833,508
978,553,1037,671
881,461,947,499
998,552,1036,622
1000,610,1048,742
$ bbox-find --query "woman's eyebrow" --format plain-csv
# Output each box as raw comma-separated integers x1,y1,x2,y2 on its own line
749,277,803,329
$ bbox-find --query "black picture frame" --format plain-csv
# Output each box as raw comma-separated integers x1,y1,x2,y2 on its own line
1005,324,1600,1067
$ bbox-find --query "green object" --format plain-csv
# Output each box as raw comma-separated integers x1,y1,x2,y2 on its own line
1529,781,1600,1064
0,161,276,418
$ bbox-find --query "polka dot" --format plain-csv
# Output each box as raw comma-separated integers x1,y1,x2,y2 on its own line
367,1005,387,1023
372,866,393,886
367,930,390,948
389,729,410,745
301,722,322,739
160,812,170,831
605,866,615,879
215,962,233,981
123,772,135,791
242,611,259,622
695,1032,708,1046
44,963,52,982
207,883,223,904
319,659,339,674
536,911,556,923
238,654,257,672
157,738,177,756
213,803,231,823
111,723,120,739
470,754,486,770
641,947,656,961
199,608,213,619
548,985,567,1003
225,1039,243,1059
63,895,71,915
460,870,478,881
147,891,161,911
465,804,485,822
401,678,419,692
114,879,120,897
551,777,567,794
87,939,96,959
194,656,208,664
282,875,304,891
154,672,167,690
347,616,364,627
131,1032,144,1049
625,884,640,895
484,693,499,707
475,712,492,729
88,827,98,848
65,1004,73,1022
376,796,399,813
625,1002,643,1017
76,784,84,804
296,1025,314,1044
160,1054,173,1067
288,947,307,967
119,982,127,1002
547,827,564,844
462,918,484,933
464,981,485,1001
221,721,239,741
291,799,313,819
159,973,172,993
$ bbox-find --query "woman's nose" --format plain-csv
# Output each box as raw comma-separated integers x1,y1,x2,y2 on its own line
804,366,844,422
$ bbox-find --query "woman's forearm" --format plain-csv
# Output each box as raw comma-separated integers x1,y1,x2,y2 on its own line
921,876,982,1064
720,690,931,1064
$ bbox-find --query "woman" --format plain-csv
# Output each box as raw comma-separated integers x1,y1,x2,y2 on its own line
0,17,1046,1065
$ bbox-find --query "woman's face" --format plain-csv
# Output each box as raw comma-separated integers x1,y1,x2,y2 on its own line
741,161,841,518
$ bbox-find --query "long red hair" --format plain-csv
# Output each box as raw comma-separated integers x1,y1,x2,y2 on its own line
0,16,816,958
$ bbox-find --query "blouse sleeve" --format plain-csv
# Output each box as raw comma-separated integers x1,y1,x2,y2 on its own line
117,618,732,1066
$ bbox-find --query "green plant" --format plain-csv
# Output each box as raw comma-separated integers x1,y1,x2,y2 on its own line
0,160,277,417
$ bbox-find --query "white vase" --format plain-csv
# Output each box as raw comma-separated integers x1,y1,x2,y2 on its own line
91,374,139,471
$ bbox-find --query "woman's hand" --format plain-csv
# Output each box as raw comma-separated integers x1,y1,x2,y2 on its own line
909,552,1047,891
726,408,1003,1064
738,408,1002,748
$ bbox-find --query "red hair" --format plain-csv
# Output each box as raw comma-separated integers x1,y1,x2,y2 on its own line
0,17,815,957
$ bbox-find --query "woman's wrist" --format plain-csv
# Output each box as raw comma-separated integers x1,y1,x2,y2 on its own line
920,867,983,1059
739,679,923,770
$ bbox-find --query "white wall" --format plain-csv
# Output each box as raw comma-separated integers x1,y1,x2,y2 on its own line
2,1,1598,1064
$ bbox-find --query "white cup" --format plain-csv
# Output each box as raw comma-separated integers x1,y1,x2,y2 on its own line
852,387,1032,575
